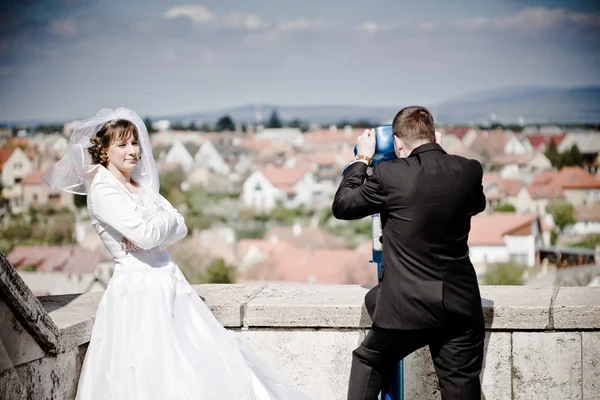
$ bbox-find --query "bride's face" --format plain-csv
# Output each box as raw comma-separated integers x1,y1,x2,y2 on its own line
107,134,141,173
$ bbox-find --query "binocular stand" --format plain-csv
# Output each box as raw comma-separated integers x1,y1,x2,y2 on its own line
371,214,404,400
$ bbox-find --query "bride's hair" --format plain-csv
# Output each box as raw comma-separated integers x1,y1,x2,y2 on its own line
89,119,140,167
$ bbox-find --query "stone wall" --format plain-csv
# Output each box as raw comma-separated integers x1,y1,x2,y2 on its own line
1,276,599,399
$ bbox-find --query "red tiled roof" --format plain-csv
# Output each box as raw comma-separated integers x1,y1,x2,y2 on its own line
526,133,566,149
7,245,109,273
21,170,44,184
259,165,311,192
527,167,600,199
469,213,538,246
443,127,471,139
237,245,375,285
0,148,15,170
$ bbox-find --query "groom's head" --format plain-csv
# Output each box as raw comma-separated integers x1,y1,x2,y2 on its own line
392,106,436,157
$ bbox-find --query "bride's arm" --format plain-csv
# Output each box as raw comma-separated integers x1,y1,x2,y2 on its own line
91,181,179,250
156,195,188,250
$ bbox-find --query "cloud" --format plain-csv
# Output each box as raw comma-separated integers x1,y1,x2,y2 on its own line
48,18,78,36
358,21,380,36
359,7,600,37
457,7,600,31
163,4,265,30
162,4,216,24
277,19,324,32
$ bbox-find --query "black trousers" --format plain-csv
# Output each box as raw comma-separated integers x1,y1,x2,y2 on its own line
347,313,485,400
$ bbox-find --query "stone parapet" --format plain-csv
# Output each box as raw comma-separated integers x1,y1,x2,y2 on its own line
1,271,599,400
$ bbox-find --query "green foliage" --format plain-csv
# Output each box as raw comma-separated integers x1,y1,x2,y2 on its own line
21,265,36,272
266,109,283,129
325,218,372,248
0,209,76,253
235,226,266,240
494,202,516,212
216,115,235,132
483,262,526,285
569,234,600,249
267,204,312,223
159,166,185,198
202,258,236,284
544,139,561,168
546,200,576,233
74,194,87,208
545,140,584,169
550,230,558,246
143,117,156,134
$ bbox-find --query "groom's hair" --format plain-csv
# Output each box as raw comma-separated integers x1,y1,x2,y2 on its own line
392,106,435,148
89,119,139,167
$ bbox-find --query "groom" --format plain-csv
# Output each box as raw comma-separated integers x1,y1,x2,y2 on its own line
332,106,486,400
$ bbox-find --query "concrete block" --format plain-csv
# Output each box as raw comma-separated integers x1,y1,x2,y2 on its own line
40,292,101,350
481,332,511,400
0,300,45,371
238,329,364,400
512,332,582,400
403,331,511,400
553,287,600,329
244,284,372,328
0,344,86,400
194,284,266,327
582,332,600,400
479,286,554,330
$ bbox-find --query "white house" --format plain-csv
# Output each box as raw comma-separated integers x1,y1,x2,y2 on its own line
254,127,306,147
193,140,230,175
163,140,195,171
241,165,316,212
564,203,600,237
468,213,543,268
491,152,552,179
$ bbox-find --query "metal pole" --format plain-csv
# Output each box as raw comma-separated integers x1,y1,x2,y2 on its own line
371,214,404,400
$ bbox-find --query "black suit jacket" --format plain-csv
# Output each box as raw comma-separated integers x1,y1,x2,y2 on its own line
332,143,486,330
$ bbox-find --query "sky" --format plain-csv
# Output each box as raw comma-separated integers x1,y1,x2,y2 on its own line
1,0,599,122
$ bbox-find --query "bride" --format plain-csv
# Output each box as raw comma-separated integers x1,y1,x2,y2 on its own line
42,108,310,400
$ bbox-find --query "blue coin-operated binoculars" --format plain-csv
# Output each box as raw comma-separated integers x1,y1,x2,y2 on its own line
371,214,404,400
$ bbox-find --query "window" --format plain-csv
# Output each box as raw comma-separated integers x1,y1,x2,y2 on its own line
49,193,61,206
32,194,38,205
254,182,262,191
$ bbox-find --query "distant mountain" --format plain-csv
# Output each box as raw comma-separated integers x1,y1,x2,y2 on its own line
432,86,600,125
160,104,399,126
3,85,600,127
163,86,600,126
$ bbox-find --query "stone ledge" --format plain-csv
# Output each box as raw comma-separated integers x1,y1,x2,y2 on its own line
0,255,59,353
3,282,599,358
243,284,372,328
479,286,555,330
553,287,600,329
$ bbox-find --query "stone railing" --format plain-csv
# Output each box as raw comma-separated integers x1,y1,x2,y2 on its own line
1,260,599,399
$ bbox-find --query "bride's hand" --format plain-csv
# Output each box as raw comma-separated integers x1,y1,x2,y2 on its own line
121,238,139,252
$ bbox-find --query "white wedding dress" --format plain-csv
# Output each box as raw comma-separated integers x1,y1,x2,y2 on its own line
76,166,310,400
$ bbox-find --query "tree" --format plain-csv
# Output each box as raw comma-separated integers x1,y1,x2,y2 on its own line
143,117,156,134
266,109,283,128
203,258,236,283
159,165,186,198
546,200,576,234
483,262,526,285
215,115,235,132
494,202,516,212
544,139,561,169
562,144,583,168
569,234,600,249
